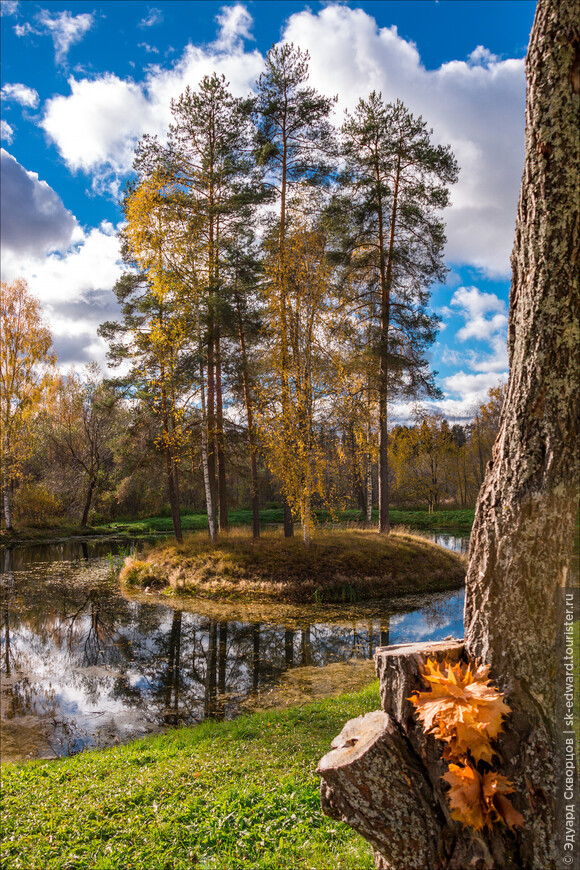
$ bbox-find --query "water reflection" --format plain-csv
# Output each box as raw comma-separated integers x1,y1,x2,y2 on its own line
1,536,466,763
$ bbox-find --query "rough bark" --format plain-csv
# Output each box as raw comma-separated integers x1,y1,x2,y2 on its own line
318,2,579,866
215,326,228,533
319,641,531,869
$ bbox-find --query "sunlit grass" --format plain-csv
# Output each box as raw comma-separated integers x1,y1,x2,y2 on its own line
1,685,380,870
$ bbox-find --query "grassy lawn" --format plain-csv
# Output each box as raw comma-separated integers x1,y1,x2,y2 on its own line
120,527,466,603
0,685,380,870
103,506,475,536
0,507,475,545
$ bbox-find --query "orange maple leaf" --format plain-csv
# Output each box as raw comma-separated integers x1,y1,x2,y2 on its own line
443,763,524,831
409,659,510,761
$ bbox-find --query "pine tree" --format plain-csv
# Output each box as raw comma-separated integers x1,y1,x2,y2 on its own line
339,94,458,533
255,43,336,536
166,73,261,535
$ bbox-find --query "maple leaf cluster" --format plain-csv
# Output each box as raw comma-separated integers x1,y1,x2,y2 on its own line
409,658,524,832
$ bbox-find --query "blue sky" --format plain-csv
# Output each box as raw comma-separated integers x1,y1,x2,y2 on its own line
0,0,537,420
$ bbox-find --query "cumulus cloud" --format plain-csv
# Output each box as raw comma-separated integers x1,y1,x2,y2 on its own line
37,9,94,65
0,149,78,258
450,286,507,342
468,45,499,66
214,4,254,51
282,4,525,276
40,39,264,188
138,42,159,54
1,120,14,143
1,218,125,370
139,7,163,28
1,82,40,108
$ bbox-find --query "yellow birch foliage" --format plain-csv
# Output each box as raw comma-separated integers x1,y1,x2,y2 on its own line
1,278,57,486
258,214,335,541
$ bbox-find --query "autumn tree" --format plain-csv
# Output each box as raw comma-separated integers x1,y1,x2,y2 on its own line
222,228,264,539
391,413,454,511
318,1,579,865
259,210,336,544
255,43,336,536
338,94,458,533
165,73,261,535
99,173,195,542
0,278,57,530
46,365,120,527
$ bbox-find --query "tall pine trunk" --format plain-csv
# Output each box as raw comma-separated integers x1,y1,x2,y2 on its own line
376,151,400,534
199,351,217,544
234,285,260,539
214,326,228,532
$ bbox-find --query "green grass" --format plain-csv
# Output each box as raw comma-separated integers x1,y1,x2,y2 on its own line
121,527,466,602
0,685,380,870
1,507,475,545
103,507,475,536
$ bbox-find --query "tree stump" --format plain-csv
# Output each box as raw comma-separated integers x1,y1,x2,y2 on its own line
318,640,529,869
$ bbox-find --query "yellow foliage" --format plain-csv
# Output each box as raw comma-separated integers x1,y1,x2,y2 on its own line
443,763,524,831
410,657,524,831
410,658,510,763
1,278,57,495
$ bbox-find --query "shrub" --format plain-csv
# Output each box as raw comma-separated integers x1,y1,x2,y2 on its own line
13,484,64,526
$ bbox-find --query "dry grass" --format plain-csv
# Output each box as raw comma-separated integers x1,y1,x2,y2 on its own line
120,527,466,603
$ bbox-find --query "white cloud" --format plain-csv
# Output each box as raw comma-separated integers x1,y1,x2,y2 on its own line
1,0,18,17
41,75,153,178
1,82,40,108
0,120,14,143
37,9,94,65
40,42,264,185
138,42,159,54
282,5,525,277
214,4,254,51
442,370,508,406
2,219,125,370
430,284,509,415
469,45,499,66
450,286,507,342
139,7,163,28
13,21,32,36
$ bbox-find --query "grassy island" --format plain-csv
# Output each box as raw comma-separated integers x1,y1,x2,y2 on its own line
120,528,466,603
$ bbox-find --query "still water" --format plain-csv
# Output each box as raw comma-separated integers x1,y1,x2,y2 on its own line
0,533,467,763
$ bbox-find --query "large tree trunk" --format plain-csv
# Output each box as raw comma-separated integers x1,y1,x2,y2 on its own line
215,326,229,533
80,476,96,528
318,1,579,866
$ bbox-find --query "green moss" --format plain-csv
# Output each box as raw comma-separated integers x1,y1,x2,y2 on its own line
1,686,380,870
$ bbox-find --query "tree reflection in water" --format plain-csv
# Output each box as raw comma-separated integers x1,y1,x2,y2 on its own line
0,540,464,762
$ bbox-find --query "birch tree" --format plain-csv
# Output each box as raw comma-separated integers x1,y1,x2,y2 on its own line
0,278,57,530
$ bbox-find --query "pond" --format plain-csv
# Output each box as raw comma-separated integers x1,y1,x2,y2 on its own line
0,533,468,763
